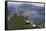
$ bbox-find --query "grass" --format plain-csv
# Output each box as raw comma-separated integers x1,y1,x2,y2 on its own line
8,13,26,29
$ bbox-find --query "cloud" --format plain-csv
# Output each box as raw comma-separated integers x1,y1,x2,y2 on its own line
23,11,38,16
7,0,45,2
31,3,44,7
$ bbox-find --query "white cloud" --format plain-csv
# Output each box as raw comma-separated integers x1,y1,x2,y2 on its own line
7,0,45,2
31,3,44,7
8,2,23,4
8,1,44,7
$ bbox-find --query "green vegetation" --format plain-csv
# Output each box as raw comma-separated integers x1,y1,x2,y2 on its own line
8,13,26,29
7,13,45,30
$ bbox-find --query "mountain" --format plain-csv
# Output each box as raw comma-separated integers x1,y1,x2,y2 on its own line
8,3,45,25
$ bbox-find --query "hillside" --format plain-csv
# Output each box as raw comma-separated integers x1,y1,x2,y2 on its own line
8,13,30,29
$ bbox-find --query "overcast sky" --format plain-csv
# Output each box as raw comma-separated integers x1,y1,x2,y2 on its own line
8,2,44,17
7,0,45,2
8,2,44,7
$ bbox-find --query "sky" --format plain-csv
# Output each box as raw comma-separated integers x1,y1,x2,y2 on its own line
8,2,44,7
8,2,44,17
8,2,45,25
7,0,45,2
